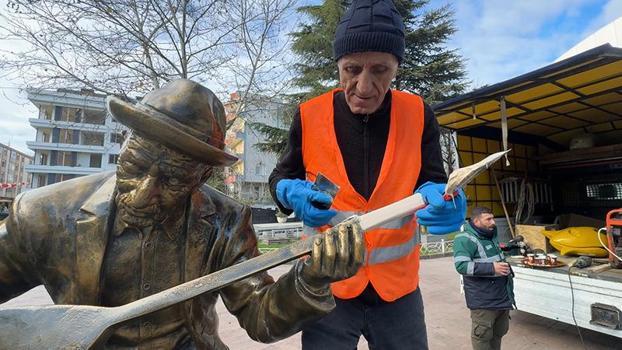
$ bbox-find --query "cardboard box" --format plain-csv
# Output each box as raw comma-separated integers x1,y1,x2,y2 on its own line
516,224,555,253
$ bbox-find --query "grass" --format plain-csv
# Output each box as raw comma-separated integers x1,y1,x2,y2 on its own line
258,241,291,252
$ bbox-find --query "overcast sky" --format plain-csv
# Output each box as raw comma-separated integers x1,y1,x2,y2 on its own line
0,0,620,156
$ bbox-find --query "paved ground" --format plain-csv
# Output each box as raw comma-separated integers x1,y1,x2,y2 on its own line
2,257,620,349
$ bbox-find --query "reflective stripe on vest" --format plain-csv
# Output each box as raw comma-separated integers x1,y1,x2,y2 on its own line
455,233,488,258
367,232,419,265
302,211,416,264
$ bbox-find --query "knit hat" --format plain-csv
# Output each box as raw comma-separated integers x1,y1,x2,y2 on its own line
333,0,405,63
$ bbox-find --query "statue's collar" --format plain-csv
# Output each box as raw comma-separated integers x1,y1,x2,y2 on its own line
80,172,117,217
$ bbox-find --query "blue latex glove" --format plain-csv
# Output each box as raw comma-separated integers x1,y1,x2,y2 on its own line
276,179,337,227
415,181,466,235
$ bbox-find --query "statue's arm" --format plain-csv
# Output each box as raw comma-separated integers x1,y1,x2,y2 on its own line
0,197,40,303
216,206,334,343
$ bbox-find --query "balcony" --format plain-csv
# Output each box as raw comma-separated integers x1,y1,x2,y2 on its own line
25,164,104,175
27,141,106,154
29,118,109,132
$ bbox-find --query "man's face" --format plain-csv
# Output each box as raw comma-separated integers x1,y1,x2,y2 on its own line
474,213,496,232
337,51,398,115
116,135,209,226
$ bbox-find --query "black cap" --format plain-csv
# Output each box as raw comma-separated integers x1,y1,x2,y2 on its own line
333,0,405,63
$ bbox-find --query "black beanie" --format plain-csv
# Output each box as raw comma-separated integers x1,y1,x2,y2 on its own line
333,0,405,63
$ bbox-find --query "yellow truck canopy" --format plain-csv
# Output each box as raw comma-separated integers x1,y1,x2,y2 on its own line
433,44,622,149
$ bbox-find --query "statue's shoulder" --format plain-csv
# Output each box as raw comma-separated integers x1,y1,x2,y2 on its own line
14,171,115,216
196,184,248,215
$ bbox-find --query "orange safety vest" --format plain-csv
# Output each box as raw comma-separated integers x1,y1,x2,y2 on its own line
300,88,425,302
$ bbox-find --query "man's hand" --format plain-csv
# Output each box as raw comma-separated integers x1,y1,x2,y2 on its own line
276,179,337,227
415,181,467,235
299,221,365,289
493,262,511,276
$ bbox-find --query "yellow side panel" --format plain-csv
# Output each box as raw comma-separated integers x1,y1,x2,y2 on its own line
476,186,492,200
493,202,505,217
472,138,487,153
457,135,472,151
515,158,527,172
487,139,500,152
460,152,473,166
514,144,525,157
475,170,491,185
465,185,476,201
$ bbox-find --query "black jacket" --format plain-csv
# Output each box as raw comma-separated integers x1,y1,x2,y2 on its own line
269,90,447,214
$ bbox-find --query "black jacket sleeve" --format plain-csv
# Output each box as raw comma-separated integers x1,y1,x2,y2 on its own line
268,108,304,215
415,103,448,189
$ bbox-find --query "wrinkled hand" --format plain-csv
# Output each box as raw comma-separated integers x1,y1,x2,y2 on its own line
276,179,337,227
493,262,511,276
299,221,365,289
416,181,467,235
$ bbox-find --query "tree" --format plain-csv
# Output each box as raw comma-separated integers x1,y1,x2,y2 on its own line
1,0,298,193
247,0,347,157
254,0,468,155
289,0,347,100
393,0,468,104
1,0,297,102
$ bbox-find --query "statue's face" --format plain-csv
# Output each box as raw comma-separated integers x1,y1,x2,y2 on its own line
115,135,209,226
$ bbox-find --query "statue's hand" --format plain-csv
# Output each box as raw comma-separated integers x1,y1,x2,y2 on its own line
299,221,365,289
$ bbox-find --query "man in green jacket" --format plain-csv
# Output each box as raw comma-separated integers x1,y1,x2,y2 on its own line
453,207,515,350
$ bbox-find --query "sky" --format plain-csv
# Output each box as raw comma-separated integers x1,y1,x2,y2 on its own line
0,0,621,156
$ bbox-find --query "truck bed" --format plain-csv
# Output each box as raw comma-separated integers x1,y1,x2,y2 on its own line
508,255,622,283
507,256,622,340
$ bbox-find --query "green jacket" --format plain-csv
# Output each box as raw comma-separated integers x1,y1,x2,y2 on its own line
453,222,515,310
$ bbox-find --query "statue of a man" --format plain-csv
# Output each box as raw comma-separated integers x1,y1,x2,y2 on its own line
0,79,364,349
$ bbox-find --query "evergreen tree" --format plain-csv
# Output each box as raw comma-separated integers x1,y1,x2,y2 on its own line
290,0,349,100
394,0,468,104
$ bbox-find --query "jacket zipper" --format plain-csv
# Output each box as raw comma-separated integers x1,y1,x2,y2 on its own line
363,114,370,200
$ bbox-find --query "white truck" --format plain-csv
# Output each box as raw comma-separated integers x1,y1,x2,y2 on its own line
508,257,622,340
431,44,622,342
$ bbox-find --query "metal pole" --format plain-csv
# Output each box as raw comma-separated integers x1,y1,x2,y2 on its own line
492,168,516,238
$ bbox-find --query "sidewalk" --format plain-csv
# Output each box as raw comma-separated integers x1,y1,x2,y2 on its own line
2,257,619,349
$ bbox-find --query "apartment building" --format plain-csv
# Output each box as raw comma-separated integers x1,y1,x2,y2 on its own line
0,143,32,203
25,88,128,188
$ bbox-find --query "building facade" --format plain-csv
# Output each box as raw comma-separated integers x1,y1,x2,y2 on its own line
224,93,286,222
0,143,32,204
25,88,128,188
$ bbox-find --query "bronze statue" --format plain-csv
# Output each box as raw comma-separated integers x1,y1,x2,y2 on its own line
0,79,365,349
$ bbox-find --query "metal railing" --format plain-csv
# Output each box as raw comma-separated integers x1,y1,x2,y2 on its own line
420,239,454,257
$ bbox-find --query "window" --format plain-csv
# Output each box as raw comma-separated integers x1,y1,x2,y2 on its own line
89,154,102,168
40,105,53,120
108,154,119,164
60,107,81,122
82,132,104,146
586,183,622,200
59,129,74,144
38,152,48,166
37,174,46,187
255,162,264,175
110,133,124,144
60,174,74,182
83,109,106,125
52,151,74,166
39,129,51,143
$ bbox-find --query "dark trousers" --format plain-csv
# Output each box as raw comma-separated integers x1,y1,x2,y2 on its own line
301,285,428,350
470,309,510,350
